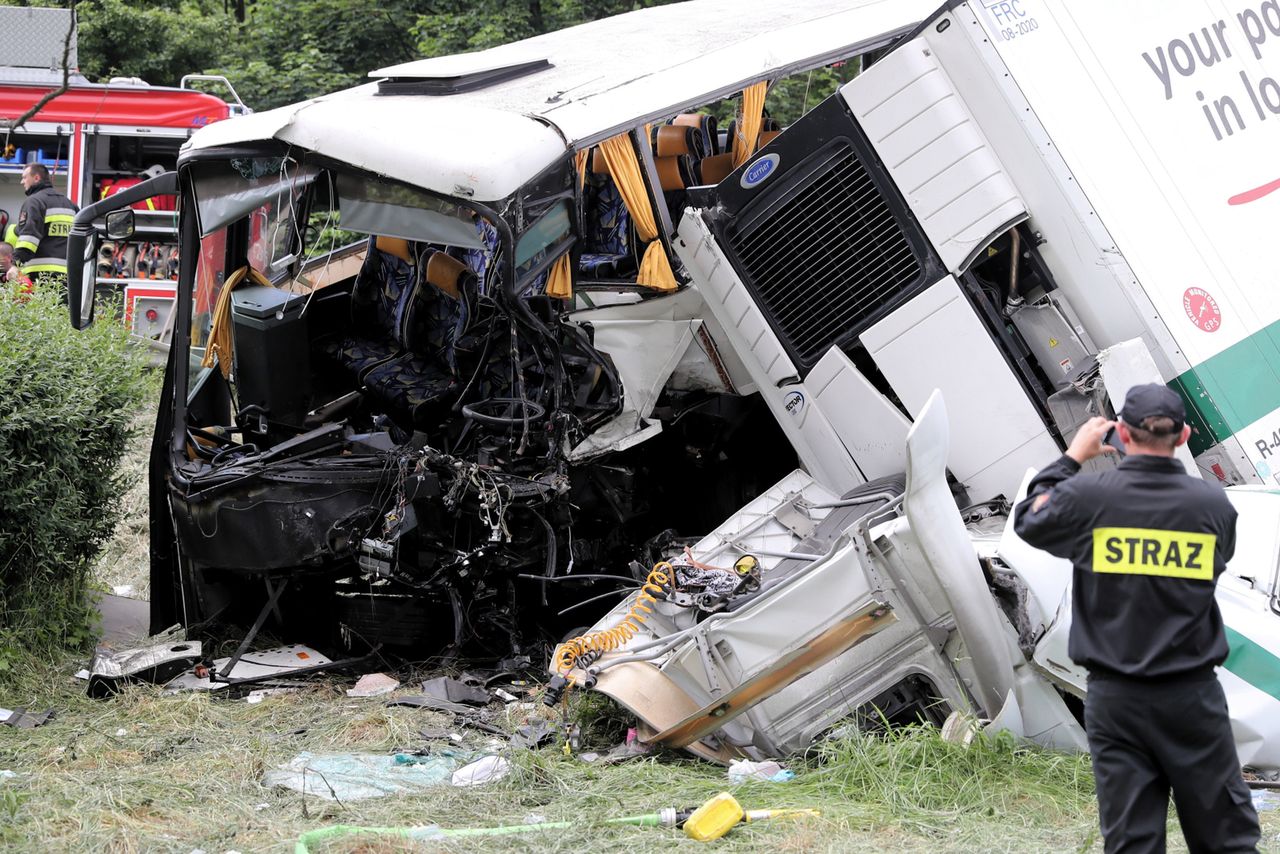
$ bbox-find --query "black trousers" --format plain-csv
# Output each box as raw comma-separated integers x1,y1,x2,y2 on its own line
1084,672,1260,853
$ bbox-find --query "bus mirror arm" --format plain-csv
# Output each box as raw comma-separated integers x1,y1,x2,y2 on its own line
66,171,179,330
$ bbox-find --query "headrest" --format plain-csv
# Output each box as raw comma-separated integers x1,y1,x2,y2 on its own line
425,251,468,299
375,236,413,264
654,125,696,157
672,113,708,129
699,153,735,186
590,148,610,175
655,156,686,191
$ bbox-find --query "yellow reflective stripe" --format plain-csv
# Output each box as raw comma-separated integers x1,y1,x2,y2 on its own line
15,238,39,253
1091,527,1216,580
45,214,75,224
21,262,68,273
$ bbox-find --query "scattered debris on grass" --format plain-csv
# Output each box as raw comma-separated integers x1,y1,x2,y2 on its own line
346,673,399,698
420,676,489,706
84,640,202,698
451,754,511,787
0,708,54,729
728,759,794,784
264,750,470,800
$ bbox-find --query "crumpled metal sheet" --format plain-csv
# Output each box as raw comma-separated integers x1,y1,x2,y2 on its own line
86,641,203,698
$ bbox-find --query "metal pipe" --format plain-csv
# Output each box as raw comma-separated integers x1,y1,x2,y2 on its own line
807,490,900,510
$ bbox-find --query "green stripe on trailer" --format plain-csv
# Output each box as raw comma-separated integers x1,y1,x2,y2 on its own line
1223,625,1280,704
1170,320,1280,456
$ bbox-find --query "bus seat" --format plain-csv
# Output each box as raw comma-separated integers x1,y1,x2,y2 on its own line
580,148,634,278
425,251,466,300
759,129,781,148
699,152,735,186
724,116,780,153
375,235,413,263
653,125,698,189
458,215,500,293
317,237,417,381
362,252,481,425
672,113,718,156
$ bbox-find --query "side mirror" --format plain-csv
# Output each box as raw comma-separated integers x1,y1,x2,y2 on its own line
67,223,99,329
105,208,135,240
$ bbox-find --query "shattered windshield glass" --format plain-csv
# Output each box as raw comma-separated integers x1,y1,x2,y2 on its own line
191,157,317,238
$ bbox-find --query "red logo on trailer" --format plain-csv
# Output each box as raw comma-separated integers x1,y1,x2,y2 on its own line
1183,287,1222,333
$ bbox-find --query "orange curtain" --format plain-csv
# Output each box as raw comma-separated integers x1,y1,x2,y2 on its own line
545,252,573,300
732,81,769,169
201,265,272,379
574,148,590,191
597,132,677,292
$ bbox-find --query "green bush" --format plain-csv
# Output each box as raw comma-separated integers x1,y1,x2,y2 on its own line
0,285,149,663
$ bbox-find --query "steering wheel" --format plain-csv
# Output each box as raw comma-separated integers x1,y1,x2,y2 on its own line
461,397,546,428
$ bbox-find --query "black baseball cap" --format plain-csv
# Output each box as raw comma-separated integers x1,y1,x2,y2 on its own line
1117,383,1185,434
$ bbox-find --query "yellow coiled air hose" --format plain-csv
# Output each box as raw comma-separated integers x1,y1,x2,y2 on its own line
555,561,673,675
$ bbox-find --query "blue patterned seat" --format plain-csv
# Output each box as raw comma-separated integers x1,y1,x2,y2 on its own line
458,216,500,293
578,168,633,278
362,252,481,425
319,237,417,380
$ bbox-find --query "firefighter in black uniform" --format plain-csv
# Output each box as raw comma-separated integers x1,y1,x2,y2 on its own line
13,163,78,293
1014,384,1260,853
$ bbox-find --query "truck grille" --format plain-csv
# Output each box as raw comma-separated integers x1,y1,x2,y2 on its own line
726,141,924,366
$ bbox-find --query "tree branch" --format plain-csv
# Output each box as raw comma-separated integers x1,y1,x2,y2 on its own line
1,1,79,132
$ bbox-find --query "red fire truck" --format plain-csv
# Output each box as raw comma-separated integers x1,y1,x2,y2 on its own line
2,27,245,338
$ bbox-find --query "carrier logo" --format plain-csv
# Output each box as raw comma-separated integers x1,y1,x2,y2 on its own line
783,389,805,418
741,154,780,189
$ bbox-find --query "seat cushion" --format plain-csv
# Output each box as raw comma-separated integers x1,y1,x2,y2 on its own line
318,334,401,381
579,252,630,277
362,351,459,418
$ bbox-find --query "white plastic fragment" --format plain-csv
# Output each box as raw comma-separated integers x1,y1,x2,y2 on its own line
727,759,793,783
450,755,510,787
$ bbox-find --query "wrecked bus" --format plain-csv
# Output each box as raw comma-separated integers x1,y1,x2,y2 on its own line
65,0,1279,766
554,0,1280,769
63,0,938,662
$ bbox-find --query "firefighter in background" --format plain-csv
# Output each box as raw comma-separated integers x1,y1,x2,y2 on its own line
13,163,78,292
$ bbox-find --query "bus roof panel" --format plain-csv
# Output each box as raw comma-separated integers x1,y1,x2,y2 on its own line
375,0,936,144
183,0,936,198
182,87,566,202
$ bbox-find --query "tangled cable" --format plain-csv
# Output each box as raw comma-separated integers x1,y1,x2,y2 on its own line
555,562,672,674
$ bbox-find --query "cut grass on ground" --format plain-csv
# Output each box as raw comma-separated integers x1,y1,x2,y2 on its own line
6,649,1274,853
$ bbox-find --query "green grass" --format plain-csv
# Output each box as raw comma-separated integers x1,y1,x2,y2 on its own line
2,648,1278,852
4,392,1276,852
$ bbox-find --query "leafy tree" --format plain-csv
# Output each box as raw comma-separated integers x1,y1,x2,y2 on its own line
766,60,862,126
76,0,233,85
